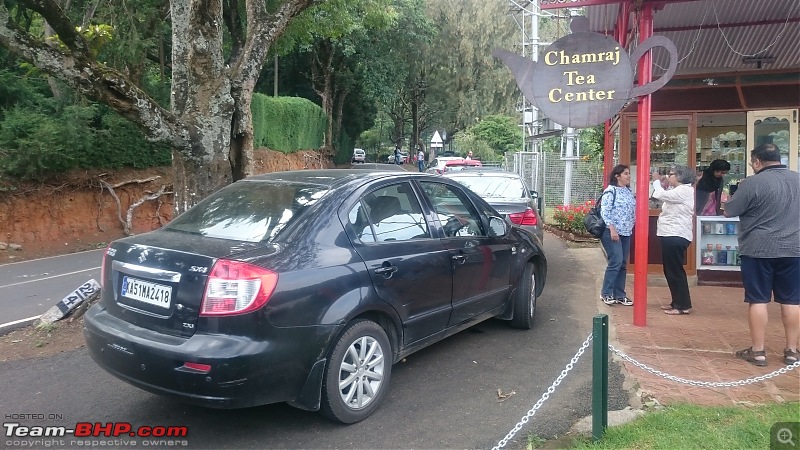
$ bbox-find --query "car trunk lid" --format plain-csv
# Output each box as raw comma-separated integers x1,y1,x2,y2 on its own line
101,230,276,338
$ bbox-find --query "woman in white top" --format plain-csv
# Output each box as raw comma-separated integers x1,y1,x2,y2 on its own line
652,165,696,314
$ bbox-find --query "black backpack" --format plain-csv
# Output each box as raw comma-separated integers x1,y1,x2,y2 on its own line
583,188,616,238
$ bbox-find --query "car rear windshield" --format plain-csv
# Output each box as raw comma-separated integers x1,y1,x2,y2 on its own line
455,176,527,199
164,181,329,242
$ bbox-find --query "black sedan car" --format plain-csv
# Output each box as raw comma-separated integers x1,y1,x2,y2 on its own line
84,170,547,423
444,169,544,243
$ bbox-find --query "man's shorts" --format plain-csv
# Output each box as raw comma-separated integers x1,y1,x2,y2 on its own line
740,256,800,304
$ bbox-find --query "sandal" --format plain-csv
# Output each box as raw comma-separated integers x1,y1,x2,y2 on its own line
660,305,675,310
785,349,799,365
735,347,767,367
664,308,691,315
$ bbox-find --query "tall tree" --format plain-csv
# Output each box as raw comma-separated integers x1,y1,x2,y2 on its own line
0,0,320,211
423,0,518,142
276,0,395,155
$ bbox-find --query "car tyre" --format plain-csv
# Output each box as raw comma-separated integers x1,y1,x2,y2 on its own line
321,320,392,423
510,263,536,330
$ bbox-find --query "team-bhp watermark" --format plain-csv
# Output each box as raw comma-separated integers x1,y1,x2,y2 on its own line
4,421,188,448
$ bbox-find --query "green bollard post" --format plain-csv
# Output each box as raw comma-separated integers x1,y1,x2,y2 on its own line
592,314,609,442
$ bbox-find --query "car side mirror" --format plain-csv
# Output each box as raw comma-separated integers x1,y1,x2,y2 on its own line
529,190,539,199
488,216,508,237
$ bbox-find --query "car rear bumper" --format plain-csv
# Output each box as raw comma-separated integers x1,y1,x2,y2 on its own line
83,305,336,409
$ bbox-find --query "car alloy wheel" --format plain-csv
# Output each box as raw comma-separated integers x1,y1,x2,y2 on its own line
321,319,392,423
510,263,536,329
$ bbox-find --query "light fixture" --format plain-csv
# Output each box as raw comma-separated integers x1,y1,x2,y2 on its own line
742,55,776,69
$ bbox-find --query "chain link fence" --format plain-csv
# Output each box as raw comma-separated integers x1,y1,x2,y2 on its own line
512,152,607,221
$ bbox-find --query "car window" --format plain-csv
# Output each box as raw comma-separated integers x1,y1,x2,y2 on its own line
419,181,486,238
164,181,328,242
348,182,430,242
454,176,527,199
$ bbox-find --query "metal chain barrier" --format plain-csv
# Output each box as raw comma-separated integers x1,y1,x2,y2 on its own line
610,344,800,387
493,335,800,450
492,334,593,450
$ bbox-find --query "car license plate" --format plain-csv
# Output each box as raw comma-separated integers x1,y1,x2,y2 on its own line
120,276,172,309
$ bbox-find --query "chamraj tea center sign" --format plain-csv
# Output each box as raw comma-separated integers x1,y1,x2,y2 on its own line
494,16,677,128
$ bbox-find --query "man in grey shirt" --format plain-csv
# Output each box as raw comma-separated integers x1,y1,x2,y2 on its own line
724,143,799,367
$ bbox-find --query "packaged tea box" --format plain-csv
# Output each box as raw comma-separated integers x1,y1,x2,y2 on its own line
702,244,715,265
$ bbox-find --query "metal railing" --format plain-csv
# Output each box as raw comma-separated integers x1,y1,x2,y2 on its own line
492,314,800,449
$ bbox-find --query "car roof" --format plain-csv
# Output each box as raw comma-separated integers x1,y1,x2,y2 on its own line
443,169,521,179
348,163,407,171
245,169,440,188
433,157,464,162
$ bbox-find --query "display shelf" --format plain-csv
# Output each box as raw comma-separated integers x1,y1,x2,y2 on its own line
696,216,740,271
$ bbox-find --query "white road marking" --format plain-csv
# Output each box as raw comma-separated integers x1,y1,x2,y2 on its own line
0,267,100,289
0,315,41,329
0,248,105,266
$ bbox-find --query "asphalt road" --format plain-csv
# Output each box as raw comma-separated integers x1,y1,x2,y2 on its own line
0,236,630,449
0,249,104,328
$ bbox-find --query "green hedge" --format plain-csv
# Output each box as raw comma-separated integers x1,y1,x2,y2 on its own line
0,91,324,181
251,94,325,153
0,104,172,180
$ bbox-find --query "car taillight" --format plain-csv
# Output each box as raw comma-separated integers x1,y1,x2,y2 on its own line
509,208,538,226
200,260,278,316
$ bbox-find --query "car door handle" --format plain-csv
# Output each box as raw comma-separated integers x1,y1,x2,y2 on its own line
451,254,466,263
374,266,398,275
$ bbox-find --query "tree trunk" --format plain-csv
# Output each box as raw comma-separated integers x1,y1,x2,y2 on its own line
311,41,335,154
411,98,418,154
333,87,349,146
170,0,235,212
230,80,256,181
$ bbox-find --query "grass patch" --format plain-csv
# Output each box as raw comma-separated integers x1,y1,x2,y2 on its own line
34,322,57,333
570,403,799,449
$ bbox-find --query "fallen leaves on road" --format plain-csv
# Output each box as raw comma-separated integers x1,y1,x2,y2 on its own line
496,389,516,402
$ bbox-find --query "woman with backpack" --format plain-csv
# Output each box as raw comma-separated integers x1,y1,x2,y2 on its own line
599,164,637,306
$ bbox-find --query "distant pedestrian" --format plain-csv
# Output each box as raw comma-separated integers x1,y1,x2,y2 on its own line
466,151,473,160
394,146,401,165
651,165,696,315
599,164,636,306
417,149,425,172
724,143,799,366
696,159,730,215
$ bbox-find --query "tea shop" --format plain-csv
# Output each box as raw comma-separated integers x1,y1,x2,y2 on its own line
581,0,800,287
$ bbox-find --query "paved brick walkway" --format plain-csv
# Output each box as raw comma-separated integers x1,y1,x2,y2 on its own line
604,283,800,406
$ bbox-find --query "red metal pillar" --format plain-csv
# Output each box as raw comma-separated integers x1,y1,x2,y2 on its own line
633,4,654,327
604,2,631,188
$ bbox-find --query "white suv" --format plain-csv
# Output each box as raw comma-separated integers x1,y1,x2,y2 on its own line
352,148,366,163
425,157,465,174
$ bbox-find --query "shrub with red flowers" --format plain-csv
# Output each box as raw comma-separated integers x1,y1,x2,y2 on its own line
552,200,595,235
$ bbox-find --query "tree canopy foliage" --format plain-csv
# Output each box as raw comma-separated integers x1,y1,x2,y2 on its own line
0,0,323,210
1,0,598,192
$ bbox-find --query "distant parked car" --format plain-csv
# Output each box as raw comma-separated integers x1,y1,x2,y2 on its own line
443,159,483,172
387,152,409,164
444,169,543,243
426,157,467,174
352,148,366,163
84,170,547,424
